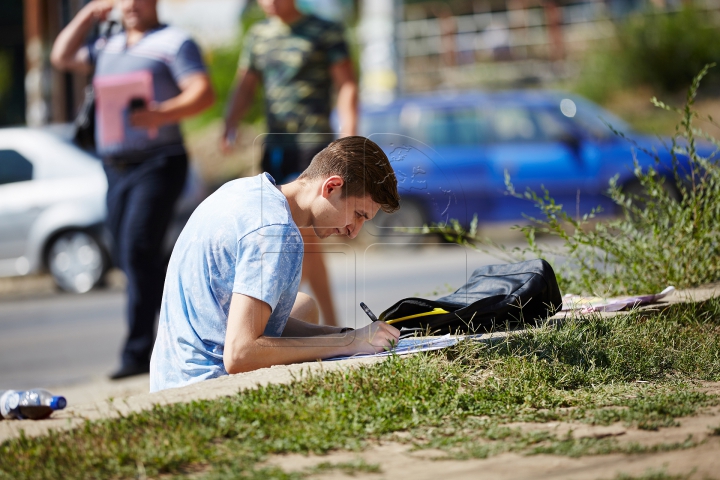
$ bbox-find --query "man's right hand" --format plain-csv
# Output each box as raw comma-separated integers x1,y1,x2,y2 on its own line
348,321,400,355
81,0,114,22
220,123,237,154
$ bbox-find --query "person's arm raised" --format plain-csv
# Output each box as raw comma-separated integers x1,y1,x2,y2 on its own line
223,293,399,374
330,59,358,137
50,0,113,74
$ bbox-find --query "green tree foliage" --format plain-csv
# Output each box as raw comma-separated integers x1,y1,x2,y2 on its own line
575,5,720,102
188,5,267,130
619,5,720,93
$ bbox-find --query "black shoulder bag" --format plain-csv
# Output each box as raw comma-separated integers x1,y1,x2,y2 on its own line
377,259,563,335
72,20,119,151
73,84,96,150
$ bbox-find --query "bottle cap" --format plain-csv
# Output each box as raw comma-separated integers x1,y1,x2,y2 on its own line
50,396,67,410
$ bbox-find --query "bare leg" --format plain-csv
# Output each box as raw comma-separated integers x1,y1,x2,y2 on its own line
300,228,338,326
289,292,319,324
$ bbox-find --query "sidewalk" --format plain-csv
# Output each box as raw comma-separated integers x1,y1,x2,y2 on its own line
1,283,718,444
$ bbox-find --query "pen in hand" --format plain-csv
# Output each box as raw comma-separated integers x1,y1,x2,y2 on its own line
360,301,417,342
359,302,379,322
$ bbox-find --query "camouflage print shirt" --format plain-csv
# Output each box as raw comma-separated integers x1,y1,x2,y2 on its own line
239,15,349,143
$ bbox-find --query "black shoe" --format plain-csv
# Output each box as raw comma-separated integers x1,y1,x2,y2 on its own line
109,362,150,380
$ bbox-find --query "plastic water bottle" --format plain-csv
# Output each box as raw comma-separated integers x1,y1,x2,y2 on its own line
0,389,67,420
18,389,67,420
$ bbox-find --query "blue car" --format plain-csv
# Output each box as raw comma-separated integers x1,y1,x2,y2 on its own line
353,91,699,238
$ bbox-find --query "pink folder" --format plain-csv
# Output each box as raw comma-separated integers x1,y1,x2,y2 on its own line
94,70,157,147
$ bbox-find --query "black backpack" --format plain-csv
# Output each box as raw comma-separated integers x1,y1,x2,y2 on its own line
378,259,562,335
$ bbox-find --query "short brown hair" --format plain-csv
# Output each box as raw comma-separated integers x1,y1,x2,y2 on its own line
298,136,400,213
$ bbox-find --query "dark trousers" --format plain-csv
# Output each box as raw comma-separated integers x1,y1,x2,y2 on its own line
103,152,188,367
261,142,327,183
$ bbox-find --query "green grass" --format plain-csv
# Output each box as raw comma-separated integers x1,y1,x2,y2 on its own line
1,298,719,479
603,470,693,480
306,459,381,476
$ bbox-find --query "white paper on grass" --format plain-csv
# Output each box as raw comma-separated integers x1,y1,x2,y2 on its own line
324,334,459,361
561,286,676,313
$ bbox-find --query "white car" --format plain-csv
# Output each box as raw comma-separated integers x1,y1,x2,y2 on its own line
0,127,206,293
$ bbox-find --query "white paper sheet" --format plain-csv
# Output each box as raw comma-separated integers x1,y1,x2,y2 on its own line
561,286,676,313
323,334,460,361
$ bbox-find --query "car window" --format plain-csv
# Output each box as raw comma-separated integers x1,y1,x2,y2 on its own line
0,149,33,185
402,106,494,146
489,108,538,142
422,109,484,146
534,109,575,141
363,107,494,146
555,97,620,140
360,112,400,136
572,108,614,140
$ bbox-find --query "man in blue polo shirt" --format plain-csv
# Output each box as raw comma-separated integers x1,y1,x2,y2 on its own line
51,0,214,379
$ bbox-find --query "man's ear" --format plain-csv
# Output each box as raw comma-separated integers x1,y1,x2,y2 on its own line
321,175,345,199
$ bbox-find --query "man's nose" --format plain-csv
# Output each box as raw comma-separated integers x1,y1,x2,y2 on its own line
347,218,366,239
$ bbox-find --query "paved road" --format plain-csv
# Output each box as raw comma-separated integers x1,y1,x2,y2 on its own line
0,289,126,390
0,243,514,390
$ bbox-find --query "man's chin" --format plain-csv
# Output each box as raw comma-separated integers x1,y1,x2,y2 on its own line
310,227,329,239
319,228,343,239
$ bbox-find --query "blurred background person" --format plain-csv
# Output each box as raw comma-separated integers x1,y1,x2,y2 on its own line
50,0,214,379
222,0,359,327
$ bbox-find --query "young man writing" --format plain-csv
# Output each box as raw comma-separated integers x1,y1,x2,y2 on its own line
150,136,401,392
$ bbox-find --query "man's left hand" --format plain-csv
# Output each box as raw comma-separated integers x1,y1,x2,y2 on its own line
129,103,169,129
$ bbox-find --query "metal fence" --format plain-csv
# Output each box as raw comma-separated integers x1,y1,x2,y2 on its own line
397,0,720,92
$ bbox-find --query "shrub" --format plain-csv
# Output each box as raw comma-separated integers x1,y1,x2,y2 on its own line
574,4,720,102
185,5,266,131
619,5,720,93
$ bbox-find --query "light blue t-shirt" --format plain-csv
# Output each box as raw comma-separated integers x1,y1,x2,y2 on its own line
150,173,304,392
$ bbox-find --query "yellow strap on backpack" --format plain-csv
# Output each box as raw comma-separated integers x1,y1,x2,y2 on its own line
385,307,450,325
